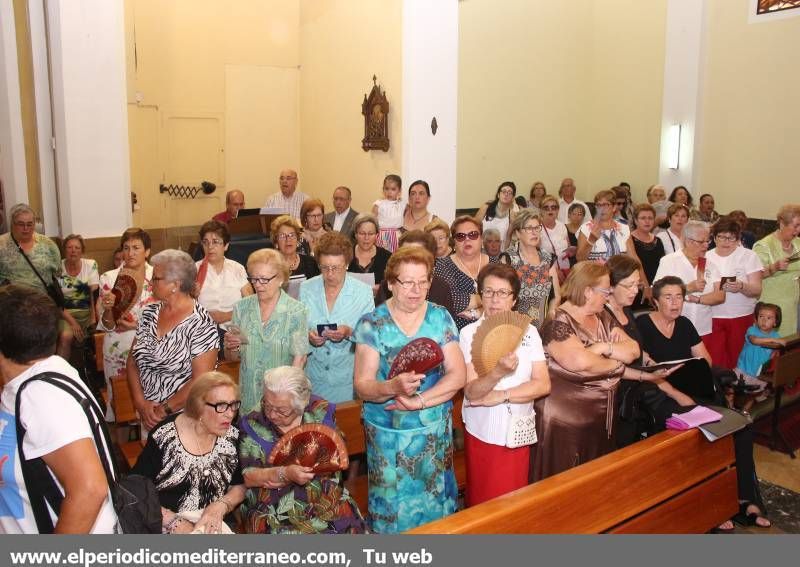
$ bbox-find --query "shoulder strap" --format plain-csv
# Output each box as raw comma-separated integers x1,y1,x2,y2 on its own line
10,233,51,290
14,371,117,533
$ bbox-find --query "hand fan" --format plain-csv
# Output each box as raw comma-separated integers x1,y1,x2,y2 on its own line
268,423,349,473
387,337,444,380
111,267,143,322
471,311,532,377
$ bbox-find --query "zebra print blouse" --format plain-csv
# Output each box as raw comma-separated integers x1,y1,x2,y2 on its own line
132,301,219,403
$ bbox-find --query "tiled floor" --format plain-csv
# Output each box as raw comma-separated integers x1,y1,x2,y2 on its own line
755,444,800,493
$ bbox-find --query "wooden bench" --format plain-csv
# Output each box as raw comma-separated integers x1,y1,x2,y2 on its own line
407,428,737,534
752,343,800,459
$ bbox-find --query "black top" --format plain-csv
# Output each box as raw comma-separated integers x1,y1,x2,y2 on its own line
635,314,701,362
131,413,243,513
605,305,644,365
632,235,665,285
348,246,391,285
293,254,320,280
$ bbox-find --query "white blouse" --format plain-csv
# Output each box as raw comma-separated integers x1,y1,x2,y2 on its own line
195,258,249,330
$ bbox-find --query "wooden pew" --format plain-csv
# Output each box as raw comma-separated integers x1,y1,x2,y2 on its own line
754,347,800,458
407,429,737,534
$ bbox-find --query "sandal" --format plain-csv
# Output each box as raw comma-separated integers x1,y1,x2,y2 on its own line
733,502,771,528
711,520,735,534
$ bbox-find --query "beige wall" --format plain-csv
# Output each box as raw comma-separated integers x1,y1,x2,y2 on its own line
696,0,800,219
457,0,666,208
298,0,403,216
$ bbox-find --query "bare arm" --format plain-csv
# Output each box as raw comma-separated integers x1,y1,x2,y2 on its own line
161,349,219,412
391,341,466,409
690,341,713,366
469,360,551,407
474,203,488,223
42,439,110,533
546,333,623,375
576,232,593,262
548,263,562,318
354,343,418,403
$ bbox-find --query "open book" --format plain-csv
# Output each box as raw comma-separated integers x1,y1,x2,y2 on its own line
629,357,702,372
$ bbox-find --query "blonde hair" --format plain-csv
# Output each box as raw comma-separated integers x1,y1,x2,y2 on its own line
185,371,239,418
384,246,434,283
270,215,302,243
561,261,610,306
246,248,290,283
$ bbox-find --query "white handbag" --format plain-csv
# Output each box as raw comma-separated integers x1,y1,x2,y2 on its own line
506,402,537,448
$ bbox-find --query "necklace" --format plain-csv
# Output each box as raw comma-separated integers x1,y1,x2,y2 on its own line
453,254,483,289
287,254,300,270
189,419,214,477
409,210,428,223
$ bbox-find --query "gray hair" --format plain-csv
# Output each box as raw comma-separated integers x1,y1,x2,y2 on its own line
10,204,35,223
262,366,312,412
150,249,197,294
483,228,501,241
509,208,543,234
683,220,709,242
353,212,379,233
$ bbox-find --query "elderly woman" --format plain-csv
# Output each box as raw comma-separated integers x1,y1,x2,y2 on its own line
271,215,319,294
195,220,252,334
459,264,550,506
403,180,437,232
577,190,632,262
705,217,764,369
299,198,330,256
131,371,246,534
300,232,374,402
539,195,573,277
636,276,770,529
565,202,586,256
97,228,155,420
348,213,391,294
425,217,453,260
354,246,466,533
434,216,496,330
646,184,670,227
483,228,503,260
656,203,690,256
654,220,724,343
238,366,367,534
127,250,219,431
0,203,81,357
528,181,547,209
533,261,640,481
503,209,561,328
59,234,100,335
630,203,665,307
476,182,520,251
753,204,800,335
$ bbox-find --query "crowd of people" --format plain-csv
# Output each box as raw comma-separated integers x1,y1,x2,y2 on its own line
1,171,799,535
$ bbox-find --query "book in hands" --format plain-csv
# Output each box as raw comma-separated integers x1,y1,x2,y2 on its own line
629,357,701,371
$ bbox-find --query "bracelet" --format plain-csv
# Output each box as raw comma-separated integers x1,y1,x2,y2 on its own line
503,390,510,404
638,370,644,382
277,466,287,483
415,392,426,410
607,342,613,357
164,514,182,534
218,497,233,514
161,401,173,415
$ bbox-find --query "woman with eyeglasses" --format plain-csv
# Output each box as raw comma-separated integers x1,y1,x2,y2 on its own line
577,190,636,264
300,232,374,403
459,263,550,506
348,213,391,295
475,181,520,251
195,220,253,347
532,261,640,481
127,250,219,433
656,203,691,255
270,216,320,295
654,220,724,344
224,249,309,413
704,217,764,369
502,209,561,328
354,246,466,532
433,216,497,330
132,371,246,534
299,198,330,257
238,366,367,533
538,195,573,280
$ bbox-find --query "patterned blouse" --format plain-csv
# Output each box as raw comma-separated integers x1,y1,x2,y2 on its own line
504,246,554,329
0,233,61,293
433,255,498,330
131,301,219,403
131,414,242,513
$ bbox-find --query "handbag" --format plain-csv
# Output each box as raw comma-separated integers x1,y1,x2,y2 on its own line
10,234,65,308
506,402,537,448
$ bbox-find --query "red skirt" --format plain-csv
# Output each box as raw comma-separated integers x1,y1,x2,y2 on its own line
464,429,530,507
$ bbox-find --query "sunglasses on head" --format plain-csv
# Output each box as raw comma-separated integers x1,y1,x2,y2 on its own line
454,230,480,242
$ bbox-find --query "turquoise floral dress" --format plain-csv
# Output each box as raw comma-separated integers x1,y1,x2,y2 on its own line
352,302,459,533
238,397,367,534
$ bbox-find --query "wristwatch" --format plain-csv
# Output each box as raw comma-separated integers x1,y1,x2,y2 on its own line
161,402,173,415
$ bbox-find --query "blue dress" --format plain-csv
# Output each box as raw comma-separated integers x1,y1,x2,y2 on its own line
736,325,779,376
352,302,459,533
299,275,375,403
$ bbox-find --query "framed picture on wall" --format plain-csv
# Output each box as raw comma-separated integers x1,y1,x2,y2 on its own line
756,0,800,15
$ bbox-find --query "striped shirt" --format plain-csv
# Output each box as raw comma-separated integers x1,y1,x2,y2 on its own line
263,190,311,220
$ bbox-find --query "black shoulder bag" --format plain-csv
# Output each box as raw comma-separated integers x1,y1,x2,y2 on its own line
14,371,161,534
10,234,65,308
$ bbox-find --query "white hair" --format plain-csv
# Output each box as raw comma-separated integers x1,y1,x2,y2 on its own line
262,366,312,412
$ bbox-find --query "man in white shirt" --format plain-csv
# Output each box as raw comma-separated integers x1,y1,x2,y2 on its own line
263,169,310,220
0,285,117,533
324,186,359,240
557,177,591,224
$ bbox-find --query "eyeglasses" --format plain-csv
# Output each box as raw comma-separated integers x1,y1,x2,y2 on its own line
481,288,514,299
262,403,295,418
14,221,36,229
541,205,558,211
205,400,242,414
499,189,515,196
595,203,613,208
306,213,323,219
519,225,543,234
357,231,376,238
395,279,431,290
592,287,613,297
151,276,166,282
453,231,480,242
279,176,297,181
319,265,345,273
615,201,627,207
277,233,298,241
686,237,710,246
201,239,225,247
714,234,738,242
248,274,279,285
617,281,644,291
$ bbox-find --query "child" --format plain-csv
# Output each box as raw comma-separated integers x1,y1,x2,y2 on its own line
735,303,786,407
372,174,405,252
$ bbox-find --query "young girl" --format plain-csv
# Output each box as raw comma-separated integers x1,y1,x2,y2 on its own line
372,174,405,252
735,302,786,397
